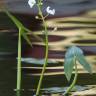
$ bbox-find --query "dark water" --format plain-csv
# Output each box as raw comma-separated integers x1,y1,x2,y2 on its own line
0,0,96,96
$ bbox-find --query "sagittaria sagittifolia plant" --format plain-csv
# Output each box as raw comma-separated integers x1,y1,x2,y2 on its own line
64,46,92,95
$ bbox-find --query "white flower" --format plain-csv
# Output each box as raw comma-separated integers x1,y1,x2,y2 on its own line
28,0,36,8
46,6,55,15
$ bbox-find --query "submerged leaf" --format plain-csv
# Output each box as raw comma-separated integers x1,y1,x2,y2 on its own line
77,55,92,74
64,58,74,81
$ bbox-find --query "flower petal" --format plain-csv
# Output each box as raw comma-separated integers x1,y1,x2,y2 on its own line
28,0,36,8
46,6,55,15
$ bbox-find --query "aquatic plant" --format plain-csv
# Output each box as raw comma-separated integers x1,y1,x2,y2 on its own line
2,0,93,96
28,0,55,95
64,46,92,95
4,9,42,95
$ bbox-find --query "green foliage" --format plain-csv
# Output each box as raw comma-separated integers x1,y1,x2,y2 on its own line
4,10,24,28
77,55,92,73
64,58,74,81
5,10,32,46
4,8,43,96
64,46,92,81
4,9,43,47
20,29,32,46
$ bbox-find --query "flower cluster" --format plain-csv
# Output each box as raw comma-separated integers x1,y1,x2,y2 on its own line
28,0,55,15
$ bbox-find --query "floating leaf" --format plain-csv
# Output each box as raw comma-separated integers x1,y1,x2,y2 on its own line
77,55,92,74
64,58,74,81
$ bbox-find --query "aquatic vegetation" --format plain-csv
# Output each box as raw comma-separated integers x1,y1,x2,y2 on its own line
2,0,93,96
4,9,42,95
5,10,31,92
64,46,92,95
27,0,55,95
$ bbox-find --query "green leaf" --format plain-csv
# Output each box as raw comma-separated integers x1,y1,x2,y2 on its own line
64,58,74,81
24,27,43,42
4,10,23,28
5,10,43,43
5,10,43,46
77,55,92,74
65,46,83,58
64,45,92,82
21,29,32,47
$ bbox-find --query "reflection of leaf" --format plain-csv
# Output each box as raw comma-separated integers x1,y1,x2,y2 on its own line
71,85,89,91
64,58,74,81
43,87,65,93
21,58,57,65
77,55,92,74
42,85,89,94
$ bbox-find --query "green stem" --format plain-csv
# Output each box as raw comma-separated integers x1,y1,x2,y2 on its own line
36,1,48,96
17,28,22,91
16,90,21,96
64,57,78,95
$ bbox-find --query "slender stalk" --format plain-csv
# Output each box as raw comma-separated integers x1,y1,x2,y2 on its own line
64,57,78,96
16,90,21,96
36,1,49,95
17,28,22,91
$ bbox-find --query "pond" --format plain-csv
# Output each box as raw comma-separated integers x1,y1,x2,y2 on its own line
0,0,96,96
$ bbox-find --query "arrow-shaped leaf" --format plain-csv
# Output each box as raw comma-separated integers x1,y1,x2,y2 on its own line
5,10,42,40
5,9,23,28
21,29,32,47
24,27,43,42
64,58,74,81
65,46,83,58
77,55,92,74
64,46,92,81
